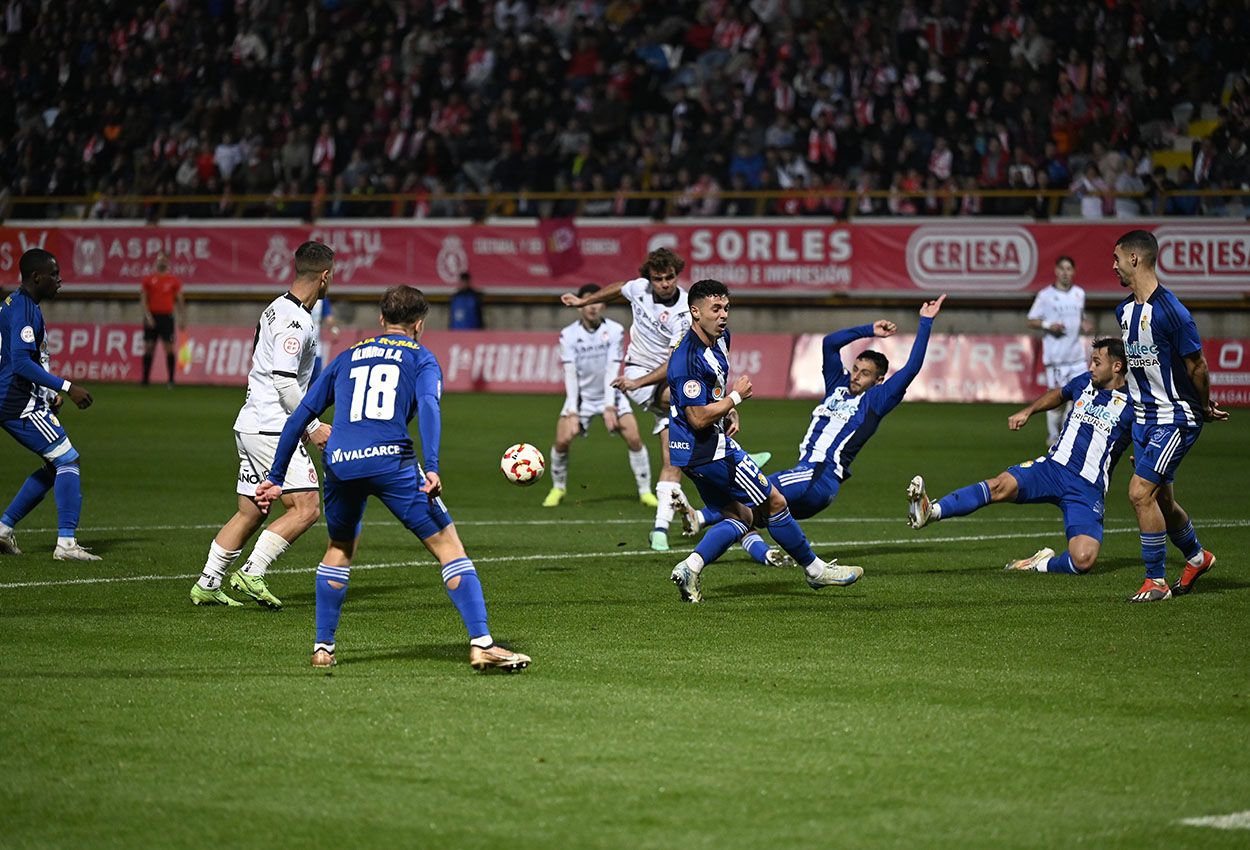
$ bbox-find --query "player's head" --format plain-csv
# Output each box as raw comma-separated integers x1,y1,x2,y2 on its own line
849,351,889,395
1089,337,1127,389
379,285,429,334
576,283,603,323
1112,230,1157,288
687,278,729,341
458,271,472,290
155,251,170,273
1054,255,1075,288
19,248,62,301
293,241,335,297
639,247,685,301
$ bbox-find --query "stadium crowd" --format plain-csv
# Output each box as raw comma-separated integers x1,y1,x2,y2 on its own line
1,0,1248,220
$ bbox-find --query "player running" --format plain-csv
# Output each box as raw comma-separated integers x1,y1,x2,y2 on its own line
0,249,99,561
1027,255,1091,447
542,283,654,507
676,295,945,571
1112,229,1224,602
907,338,1133,574
190,241,334,608
560,248,689,549
666,279,862,603
255,285,530,672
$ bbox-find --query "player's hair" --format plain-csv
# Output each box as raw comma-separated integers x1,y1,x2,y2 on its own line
1055,255,1075,267
688,278,729,304
1114,230,1157,268
19,248,55,281
577,283,600,298
1092,337,1127,372
293,241,335,277
856,350,890,376
380,285,429,325
639,247,685,279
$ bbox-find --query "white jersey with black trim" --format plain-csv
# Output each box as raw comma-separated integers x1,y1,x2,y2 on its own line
233,292,318,434
619,277,690,370
1027,284,1086,367
559,317,625,408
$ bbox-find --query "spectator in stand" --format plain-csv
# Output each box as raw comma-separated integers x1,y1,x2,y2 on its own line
1073,162,1109,218
449,271,484,330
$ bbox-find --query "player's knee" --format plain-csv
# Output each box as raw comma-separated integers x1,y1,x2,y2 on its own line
1070,549,1097,573
986,475,1012,501
767,488,788,514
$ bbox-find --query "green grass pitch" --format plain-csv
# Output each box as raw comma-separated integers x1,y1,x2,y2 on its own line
2,386,1247,849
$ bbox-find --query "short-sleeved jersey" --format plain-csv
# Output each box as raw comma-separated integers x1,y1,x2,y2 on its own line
559,317,625,406
234,293,319,434
1027,284,1086,366
619,277,690,370
667,327,731,468
1049,372,1133,493
1115,285,1203,427
141,272,182,315
0,289,61,420
797,318,933,480
271,333,444,483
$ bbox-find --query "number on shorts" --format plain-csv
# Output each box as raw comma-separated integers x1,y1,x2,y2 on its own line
348,364,400,421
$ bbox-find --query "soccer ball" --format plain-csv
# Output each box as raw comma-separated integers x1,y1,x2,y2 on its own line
500,443,546,486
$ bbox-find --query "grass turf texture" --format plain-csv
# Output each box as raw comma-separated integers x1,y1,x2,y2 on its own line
1,386,1247,849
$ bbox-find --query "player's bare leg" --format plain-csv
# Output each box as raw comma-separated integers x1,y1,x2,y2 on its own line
191,496,265,606
423,525,529,672
543,414,581,508
230,491,320,609
1155,482,1216,596
617,413,656,507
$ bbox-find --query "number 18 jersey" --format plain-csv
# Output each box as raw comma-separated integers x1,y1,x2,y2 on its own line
302,333,444,480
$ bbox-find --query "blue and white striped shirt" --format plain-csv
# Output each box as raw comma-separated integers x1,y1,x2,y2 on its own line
667,327,732,468
1049,373,1133,493
1115,285,1203,427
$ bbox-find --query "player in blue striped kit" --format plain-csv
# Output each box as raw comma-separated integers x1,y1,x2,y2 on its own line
255,285,530,671
665,279,864,603
907,338,1133,575
676,295,945,569
0,249,100,561
1112,229,1224,602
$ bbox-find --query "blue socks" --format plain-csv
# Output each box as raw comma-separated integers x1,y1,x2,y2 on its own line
1167,520,1202,562
1141,532,1168,580
315,564,351,645
442,558,489,639
53,464,83,538
694,518,748,566
936,481,991,520
1,466,55,528
1042,551,1082,574
740,531,770,564
766,507,816,568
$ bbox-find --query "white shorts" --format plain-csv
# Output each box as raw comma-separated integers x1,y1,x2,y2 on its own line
573,391,634,433
623,363,670,435
235,431,320,498
1045,361,1086,391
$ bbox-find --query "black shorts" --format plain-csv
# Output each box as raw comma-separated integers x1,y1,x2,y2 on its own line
144,314,176,343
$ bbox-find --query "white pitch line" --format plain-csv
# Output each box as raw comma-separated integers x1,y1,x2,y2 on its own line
2,520,1247,591
1178,811,1250,830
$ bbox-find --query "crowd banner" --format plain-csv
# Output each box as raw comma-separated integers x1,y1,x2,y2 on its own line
41,323,1249,407
4,220,1248,296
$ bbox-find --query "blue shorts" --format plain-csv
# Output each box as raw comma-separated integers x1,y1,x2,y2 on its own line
768,462,841,520
682,447,772,510
1131,423,1201,486
323,465,453,542
2,409,79,466
1006,457,1105,541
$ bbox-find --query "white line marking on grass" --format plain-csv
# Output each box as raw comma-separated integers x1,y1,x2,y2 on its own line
2,519,1247,592
1178,811,1250,830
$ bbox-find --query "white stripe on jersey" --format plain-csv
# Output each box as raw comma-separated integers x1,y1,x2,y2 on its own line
799,390,865,469
1128,302,1198,426
1050,399,1111,485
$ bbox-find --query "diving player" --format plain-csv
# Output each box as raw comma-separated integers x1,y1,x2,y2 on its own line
191,241,334,608
542,283,654,507
907,338,1134,575
0,248,99,561
256,285,530,672
666,279,862,603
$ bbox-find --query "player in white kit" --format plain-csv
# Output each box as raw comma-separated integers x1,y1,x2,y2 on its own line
560,248,692,550
190,242,335,608
1027,256,1091,446
542,284,654,507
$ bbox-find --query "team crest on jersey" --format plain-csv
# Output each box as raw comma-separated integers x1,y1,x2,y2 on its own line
283,336,301,355
712,387,723,399
1140,316,1149,331
683,380,701,399
659,311,669,323
1075,400,1084,408
757,472,768,487
20,325,35,343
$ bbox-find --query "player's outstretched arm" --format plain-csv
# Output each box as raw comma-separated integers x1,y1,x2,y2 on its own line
1183,350,1230,422
1008,388,1066,430
560,279,626,308
613,357,668,391
873,298,945,410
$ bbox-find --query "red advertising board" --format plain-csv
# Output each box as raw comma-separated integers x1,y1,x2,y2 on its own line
4,220,1247,296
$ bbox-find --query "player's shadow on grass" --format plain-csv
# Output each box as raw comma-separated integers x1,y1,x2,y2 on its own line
342,642,464,666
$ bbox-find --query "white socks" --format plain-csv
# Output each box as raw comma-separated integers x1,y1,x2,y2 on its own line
240,529,291,577
198,540,242,590
549,446,569,490
628,447,652,495
654,481,680,530
0,522,13,536
803,555,826,579
469,634,494,648
680,552,706,574
56,536,76,549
